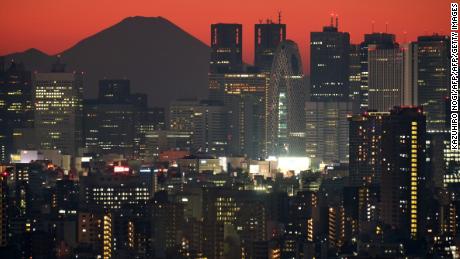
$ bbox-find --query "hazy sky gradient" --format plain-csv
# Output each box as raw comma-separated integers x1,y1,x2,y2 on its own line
0,0,450,70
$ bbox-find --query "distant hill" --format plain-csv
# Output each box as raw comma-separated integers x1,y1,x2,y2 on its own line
1,16,210,108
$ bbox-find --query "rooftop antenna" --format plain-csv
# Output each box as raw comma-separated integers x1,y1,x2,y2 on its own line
385,22,389,33
335,14,339,29
278,11,282,24
371,20,375,33
330,13,334,27
259,19,263,24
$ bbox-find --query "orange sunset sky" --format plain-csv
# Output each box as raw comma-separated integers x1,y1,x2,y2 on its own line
0,0,451,71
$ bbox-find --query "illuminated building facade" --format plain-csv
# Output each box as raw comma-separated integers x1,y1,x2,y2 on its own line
33,61,83,156
310,18,350,101
0,62,33,162
380,106,426,239
80,173,151,210
426,131,460,188
210,23,243,73
305,101,350,166
77,211,112,258
254,20,286,72
268,40,306,156
417,35,450,132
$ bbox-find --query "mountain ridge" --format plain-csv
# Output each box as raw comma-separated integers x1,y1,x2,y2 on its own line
1,16,210,108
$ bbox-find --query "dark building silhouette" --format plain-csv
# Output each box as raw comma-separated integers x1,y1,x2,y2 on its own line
0,62,33,162
380,106,426,240
210,23,243,73
254,20,286,72
417,35,450,132
310,17,350,101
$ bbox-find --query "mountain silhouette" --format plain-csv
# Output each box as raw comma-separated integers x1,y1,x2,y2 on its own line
1,16,210,108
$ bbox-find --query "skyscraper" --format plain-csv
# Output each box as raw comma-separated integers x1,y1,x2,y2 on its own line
210,24,243,73
0,62,33,162
169,99,227,155
268,40,306,156
349,44,362,113
33,60,83,156
305,101,350,166
359,33,398,111
254,19,286,72
380,106,426,239
417,35,450,131
310,17,350,101
209,72,268,158
367,39,416,112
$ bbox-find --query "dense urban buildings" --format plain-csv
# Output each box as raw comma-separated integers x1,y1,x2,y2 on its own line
0,13,455,259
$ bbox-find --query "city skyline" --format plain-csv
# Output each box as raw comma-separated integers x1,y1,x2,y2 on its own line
0,0,449,72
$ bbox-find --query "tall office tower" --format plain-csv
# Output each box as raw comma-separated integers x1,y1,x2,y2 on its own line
305,101,350,166
191,100,227,155
169,99,227,155
0,62,33,162
417,35,450,131
34,60,83,156
359,33,398,110
348,112,389,186
349,44,362,113
254,19,286,72
209,71,268,158
268,40,306,156
210,23,243,73
310,17,350,101
367,40,417,112
380,107,426,240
